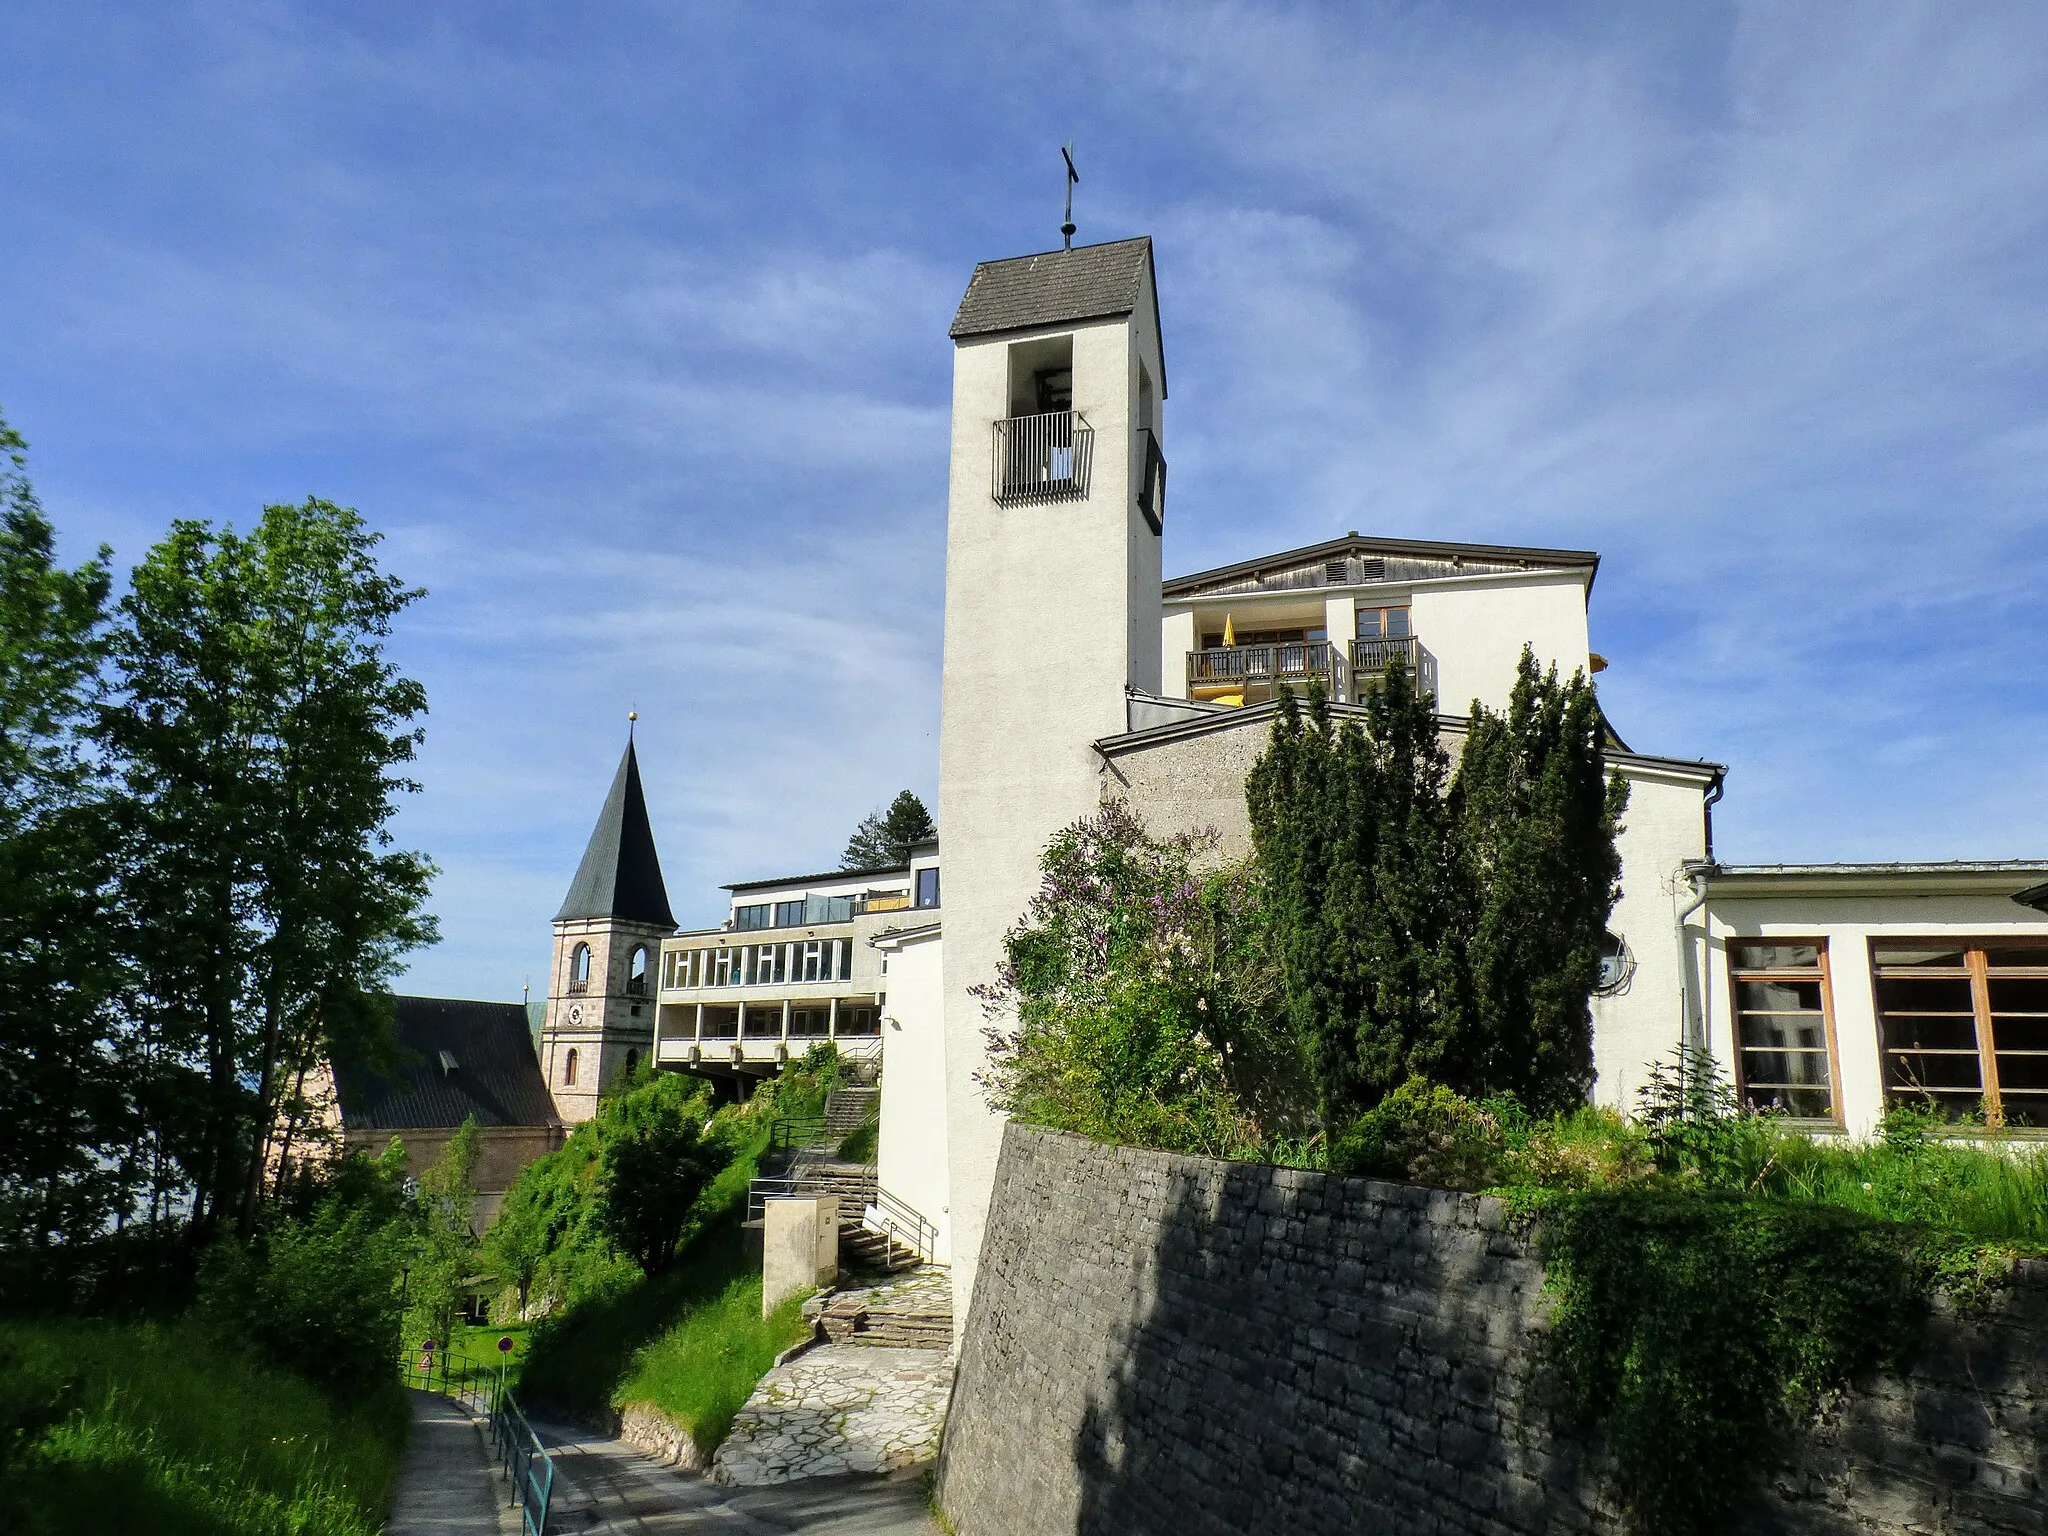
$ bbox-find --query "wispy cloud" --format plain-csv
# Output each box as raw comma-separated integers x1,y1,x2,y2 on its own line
4,1,2045,991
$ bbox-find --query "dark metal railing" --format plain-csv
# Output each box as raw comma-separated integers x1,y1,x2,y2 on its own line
769,1115,828,1152
992,410,1094,504
1187,640,1339,693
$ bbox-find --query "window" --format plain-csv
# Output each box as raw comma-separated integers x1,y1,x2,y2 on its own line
774,899,804,927
627,946,648,996
1873,941,2048,1126
1356,606,1411,641
1728,942,1838,1119
733,903,772,930
836,1005,880,1037
713,949,737,987
563,1047,579,1086
570,943,591,987
916,867,941,909
788,1007,831,1038
840,940,854,981
800,941,824,983
624,1048,639,1076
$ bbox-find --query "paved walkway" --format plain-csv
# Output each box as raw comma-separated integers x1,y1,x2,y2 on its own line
712,1344,954,1486
536,1418,939,1533
386,1390,518,1535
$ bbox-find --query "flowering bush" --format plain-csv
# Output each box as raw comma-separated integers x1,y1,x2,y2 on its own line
975,801,1307,1156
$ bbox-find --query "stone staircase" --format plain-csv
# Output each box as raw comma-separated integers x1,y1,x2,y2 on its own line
820,1086,878,1142
805,1267,953,1351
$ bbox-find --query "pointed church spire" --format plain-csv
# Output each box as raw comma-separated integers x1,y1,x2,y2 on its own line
554,736,675,927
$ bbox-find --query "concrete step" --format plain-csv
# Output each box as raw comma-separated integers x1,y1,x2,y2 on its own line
820,1087,880,1140
811,1267,953,1352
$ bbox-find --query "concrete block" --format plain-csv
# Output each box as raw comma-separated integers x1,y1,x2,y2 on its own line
762,1195,837,1317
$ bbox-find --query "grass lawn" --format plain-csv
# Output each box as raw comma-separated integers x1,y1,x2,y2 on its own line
614,1270,811,1455
0,1316,406,1536
517,1220,810,1455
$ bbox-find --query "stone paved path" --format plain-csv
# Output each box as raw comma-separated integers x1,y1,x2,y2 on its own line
711,1344,954,1486
386,1390,518,1535
536,1418,938,1532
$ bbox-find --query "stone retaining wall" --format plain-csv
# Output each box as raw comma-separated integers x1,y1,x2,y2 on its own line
934,1124,2047,1536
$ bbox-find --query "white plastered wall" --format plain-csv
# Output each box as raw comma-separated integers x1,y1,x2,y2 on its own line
1409,570,1592,715
876,926,950,1261
1588,766,1714,1116
1698,894,2048,1140
938,271,1165,1331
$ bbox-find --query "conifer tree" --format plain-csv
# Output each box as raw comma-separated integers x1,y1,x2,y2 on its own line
841,789,935,870
1452,649,1629,1116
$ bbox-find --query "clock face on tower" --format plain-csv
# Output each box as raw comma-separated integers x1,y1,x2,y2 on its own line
568,1003,584,1026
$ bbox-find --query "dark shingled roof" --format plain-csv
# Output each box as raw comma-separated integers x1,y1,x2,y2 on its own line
335,996,560,1132
555,739,675,928
950,237,1160,360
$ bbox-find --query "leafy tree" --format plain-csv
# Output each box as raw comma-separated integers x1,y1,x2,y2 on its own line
0,410,125,1255
596,1074,733,1275
481,1122,625,1313
978,801,1303,1154
841,789,934,870
98,498,438,1236
1247,668,1467,1131
407,1118,480,1345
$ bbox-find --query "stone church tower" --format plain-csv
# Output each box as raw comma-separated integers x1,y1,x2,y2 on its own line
540,732,676,1123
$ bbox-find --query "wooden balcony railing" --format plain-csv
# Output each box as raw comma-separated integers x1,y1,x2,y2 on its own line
992,410,1094,505
1188,640,1339,694
1350,635,1424,692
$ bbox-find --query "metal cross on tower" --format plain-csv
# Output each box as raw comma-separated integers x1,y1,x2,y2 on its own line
1060,141,1079,250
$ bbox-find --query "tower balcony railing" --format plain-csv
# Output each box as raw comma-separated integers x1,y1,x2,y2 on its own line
1187,641,1339,697
992,410,1094,505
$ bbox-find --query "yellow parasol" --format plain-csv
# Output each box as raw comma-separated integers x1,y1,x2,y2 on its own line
1222,613,1235,647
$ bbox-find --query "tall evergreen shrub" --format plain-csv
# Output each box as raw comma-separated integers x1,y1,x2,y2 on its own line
1247,648,1626,1127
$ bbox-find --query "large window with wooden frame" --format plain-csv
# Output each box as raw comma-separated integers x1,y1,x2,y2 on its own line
1872,941,2048,1127
1727,941,1839,1120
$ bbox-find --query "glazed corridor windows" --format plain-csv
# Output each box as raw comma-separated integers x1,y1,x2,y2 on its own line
662,940,855,989
1727,942,1838,1120
1872,942,2048,1127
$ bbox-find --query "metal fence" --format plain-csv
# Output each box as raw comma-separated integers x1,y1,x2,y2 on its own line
402,1342,555,1535
991,410,1094,504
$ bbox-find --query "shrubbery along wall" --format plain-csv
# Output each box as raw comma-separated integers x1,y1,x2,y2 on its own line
935,1124,2046,1536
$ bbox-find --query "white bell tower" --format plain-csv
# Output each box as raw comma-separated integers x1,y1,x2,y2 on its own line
936,236,1168,1322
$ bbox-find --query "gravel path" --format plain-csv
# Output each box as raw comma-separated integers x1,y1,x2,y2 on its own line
386,1390,518,1536
711,1344,954,1487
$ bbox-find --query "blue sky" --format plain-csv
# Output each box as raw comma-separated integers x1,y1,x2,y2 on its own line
5,2,2046,1000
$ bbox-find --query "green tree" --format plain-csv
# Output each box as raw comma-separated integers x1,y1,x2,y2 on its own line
978,801,1303,1154
1247,669,1468,1131
596,1074,732,1275
99,498,437,1237
0,410,125,1256
1453,649,1629,1115
407,1118,480,1345
841,789,934,870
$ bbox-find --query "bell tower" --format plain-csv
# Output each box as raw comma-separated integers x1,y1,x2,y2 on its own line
541,730,676,1123
936,236,1167,1318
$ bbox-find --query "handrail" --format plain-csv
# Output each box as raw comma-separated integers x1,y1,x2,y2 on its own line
492,1392,556,1536
869,1187,938,1268
768,1115,828,1152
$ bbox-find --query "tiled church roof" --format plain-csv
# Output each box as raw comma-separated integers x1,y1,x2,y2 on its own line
335,996,559,1132
949,236,1157,344
555,738,675,928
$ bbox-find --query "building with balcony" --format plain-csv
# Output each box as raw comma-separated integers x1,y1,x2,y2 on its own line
650,841,941,1082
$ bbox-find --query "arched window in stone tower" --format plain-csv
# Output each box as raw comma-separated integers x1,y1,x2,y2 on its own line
571,943,592,988
624,1048,639,1077
628,945,649,996
563,1047,579,1086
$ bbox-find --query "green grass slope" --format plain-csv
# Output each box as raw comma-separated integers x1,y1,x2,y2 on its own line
0,1317,407,1536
